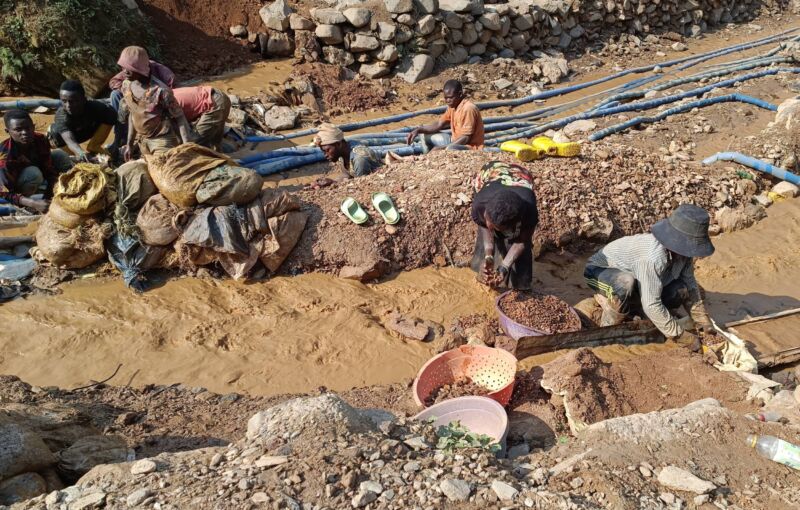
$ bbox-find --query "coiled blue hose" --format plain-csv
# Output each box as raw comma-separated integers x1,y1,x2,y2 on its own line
702,152,800,185
589,94,777,141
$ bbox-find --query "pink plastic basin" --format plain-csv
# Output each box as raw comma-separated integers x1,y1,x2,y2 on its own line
413,396,509,445
412,345,518,408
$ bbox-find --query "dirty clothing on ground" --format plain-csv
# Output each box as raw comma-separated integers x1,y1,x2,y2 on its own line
48,100,117,152
470,162,538,290
439,100,485,149
585,233,703,337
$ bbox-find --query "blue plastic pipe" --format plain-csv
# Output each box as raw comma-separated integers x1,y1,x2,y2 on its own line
589,94,776,141
594,58,796,110
702,152,800,185
242,29,799,143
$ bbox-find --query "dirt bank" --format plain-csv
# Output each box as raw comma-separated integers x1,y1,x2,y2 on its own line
287,144,758,277
138,0,260,78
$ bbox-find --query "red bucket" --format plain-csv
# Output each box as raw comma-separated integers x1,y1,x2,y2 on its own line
412,345,518,408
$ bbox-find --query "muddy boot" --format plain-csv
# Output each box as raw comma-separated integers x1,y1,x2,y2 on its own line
594,294,626,327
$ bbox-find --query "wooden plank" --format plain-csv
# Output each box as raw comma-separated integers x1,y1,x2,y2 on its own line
515,320,665,359
756,347,800,369
724,307,800,328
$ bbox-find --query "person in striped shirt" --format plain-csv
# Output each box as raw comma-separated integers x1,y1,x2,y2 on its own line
584,204,715,349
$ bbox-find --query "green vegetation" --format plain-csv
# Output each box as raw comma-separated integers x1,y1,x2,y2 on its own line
0,0,158,96
435,421,502,454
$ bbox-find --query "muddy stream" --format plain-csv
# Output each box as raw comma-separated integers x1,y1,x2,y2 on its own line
3,23,800,396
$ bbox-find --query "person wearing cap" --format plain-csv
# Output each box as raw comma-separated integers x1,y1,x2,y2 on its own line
48,80,118,162
405,80,485,152
109,48,175,155
308,123,384,188
584,204,715,348
116,46,194,160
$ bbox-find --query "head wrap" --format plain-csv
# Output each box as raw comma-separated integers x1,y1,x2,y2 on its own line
117,46,151,77
314,123,345,146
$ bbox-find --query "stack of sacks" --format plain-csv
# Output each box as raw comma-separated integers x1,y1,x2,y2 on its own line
33,163,116,269
142,143,308,282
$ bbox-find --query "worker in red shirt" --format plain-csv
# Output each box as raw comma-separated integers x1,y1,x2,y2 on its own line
172,86,232,150
1,110,73,212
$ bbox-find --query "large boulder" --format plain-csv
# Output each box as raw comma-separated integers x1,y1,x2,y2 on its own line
346,33,380,52
478,12,502,31
441,45,469,64
417,15,437,36
267,33,295,57
0,416,57,480
0,403,99,453
343,8,371,28
259,0,293,32
377,22,397,41
289,13,315,31
58,435,130,482
0,472,47,506
311,8,347,25
715,205,767,233
315,24,344,45
359,62,391,79
414,0,439,14
264,106,299,131
776,97,800,130
384,0,413,13
246,394,376,444
439,0,483,13
376,45,400,62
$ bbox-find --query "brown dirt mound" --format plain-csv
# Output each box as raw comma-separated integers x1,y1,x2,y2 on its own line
285,144,757,277
540,347,750,431
139,0,261,78
292,64,393,115
499,291,581,334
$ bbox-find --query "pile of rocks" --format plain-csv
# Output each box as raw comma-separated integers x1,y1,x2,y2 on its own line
286,144,760,281
0,377,133,506
241,0,778,83
13,393,799,510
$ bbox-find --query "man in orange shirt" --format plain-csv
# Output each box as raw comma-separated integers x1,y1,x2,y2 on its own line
405,80,484,151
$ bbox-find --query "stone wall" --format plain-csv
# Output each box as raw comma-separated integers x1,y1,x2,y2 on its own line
251,0,784,83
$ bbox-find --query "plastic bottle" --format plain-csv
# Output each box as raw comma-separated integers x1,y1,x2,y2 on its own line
746,435,800,470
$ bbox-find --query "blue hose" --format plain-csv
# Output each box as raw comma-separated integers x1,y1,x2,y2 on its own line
489,66,800,145
589,94,776,141
0,98,62,111
702,152,800,185
243,29,799,143
594,58,796,110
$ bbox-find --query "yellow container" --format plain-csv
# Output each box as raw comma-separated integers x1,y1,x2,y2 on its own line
531,136,558,155
500,140,543,162
531,136,581,157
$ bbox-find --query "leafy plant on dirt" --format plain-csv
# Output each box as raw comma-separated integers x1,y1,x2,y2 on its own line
434,420,501,454
0,0,159,96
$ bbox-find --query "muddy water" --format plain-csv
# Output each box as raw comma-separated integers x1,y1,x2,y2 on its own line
697,199,800,358
3,23,800,396
0,267,497,395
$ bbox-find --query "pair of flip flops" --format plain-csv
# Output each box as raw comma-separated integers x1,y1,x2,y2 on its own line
341,192,400,225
